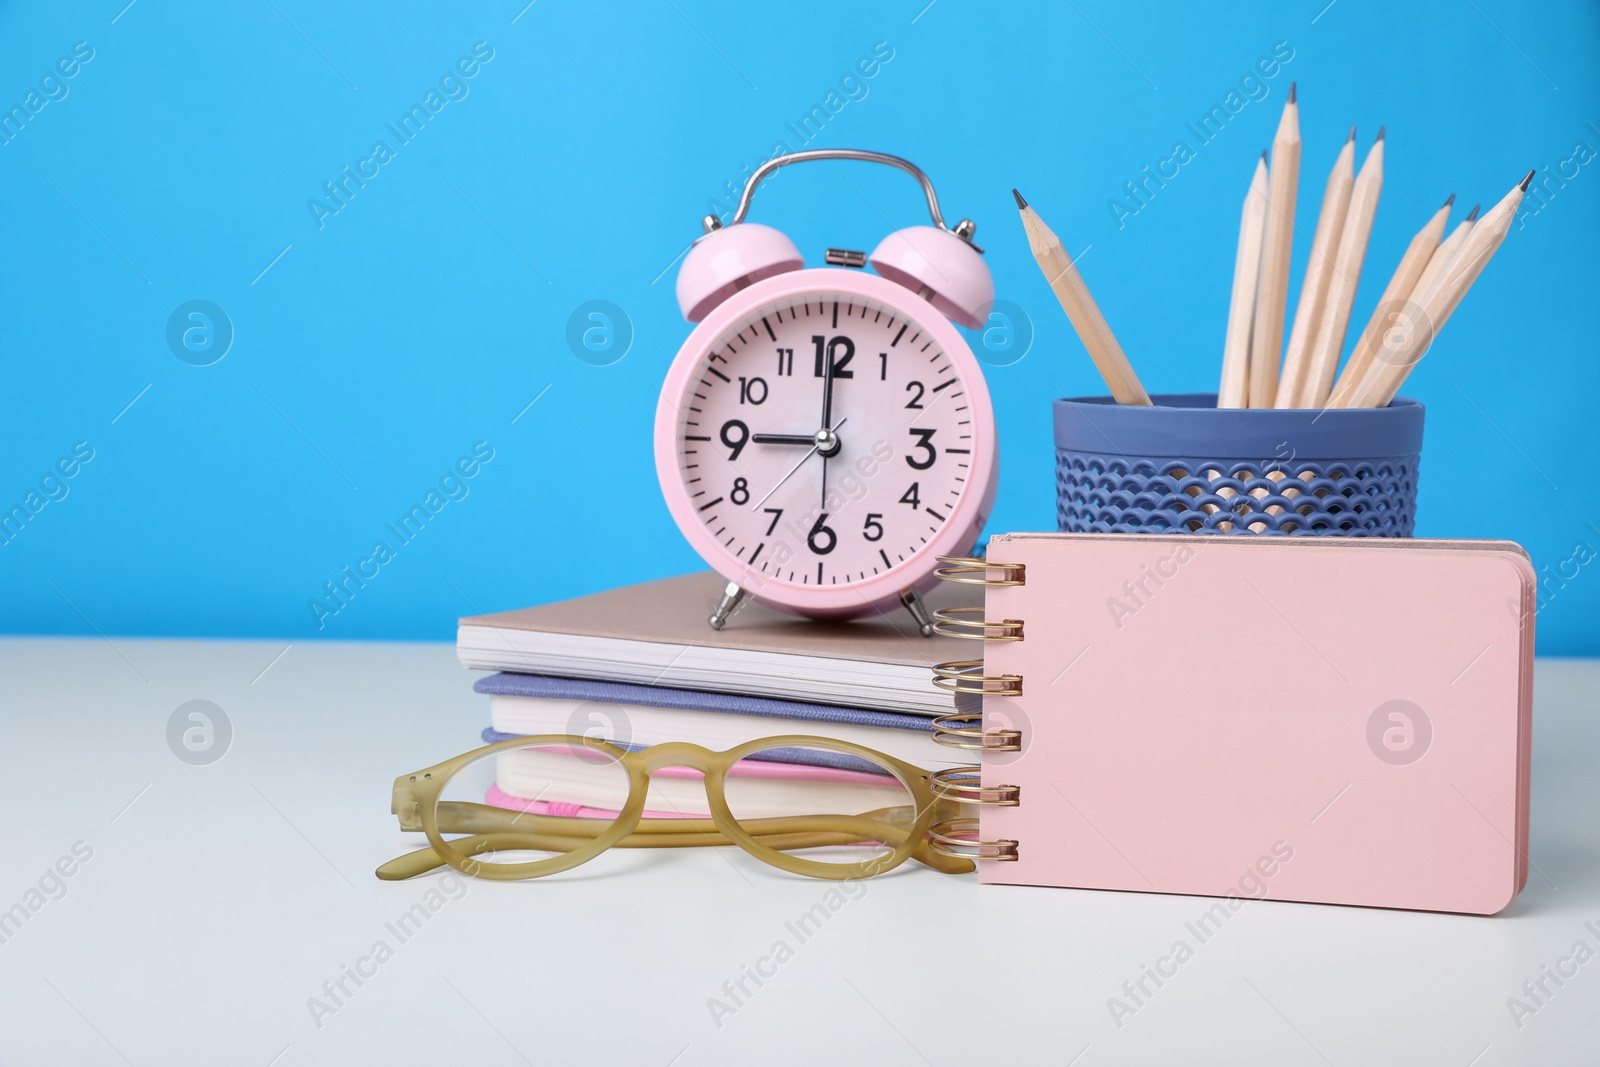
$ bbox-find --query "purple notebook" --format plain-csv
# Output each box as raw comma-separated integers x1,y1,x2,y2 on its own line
472,672,936,732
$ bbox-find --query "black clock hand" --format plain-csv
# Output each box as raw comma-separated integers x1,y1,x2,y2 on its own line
751,433,817,446
819,337,837,432
819,339,837,508
749,420,848,511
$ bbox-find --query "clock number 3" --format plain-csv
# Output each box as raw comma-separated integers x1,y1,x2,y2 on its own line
906,428,937,470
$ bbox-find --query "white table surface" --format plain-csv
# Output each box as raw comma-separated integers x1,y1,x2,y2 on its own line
1,637,1596,1066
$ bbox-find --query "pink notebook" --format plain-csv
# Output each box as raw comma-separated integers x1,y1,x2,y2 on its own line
962,534,1535,915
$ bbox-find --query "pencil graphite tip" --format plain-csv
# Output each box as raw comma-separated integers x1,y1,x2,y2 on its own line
1467,204,1481,222
1348,125,1356,142
1443,192,1456,208
1376,126,1386,143
1288,81,1296,104
1261,148,1269,162
1012,188,1029,210
1520,168,1536,191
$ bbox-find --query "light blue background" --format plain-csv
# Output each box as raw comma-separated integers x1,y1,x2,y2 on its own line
2,1,1596,652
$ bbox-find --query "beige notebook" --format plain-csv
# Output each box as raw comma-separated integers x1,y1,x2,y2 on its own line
456,571,980,715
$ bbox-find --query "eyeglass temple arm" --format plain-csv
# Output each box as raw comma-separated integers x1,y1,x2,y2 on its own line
376,830,971,881
377,805,973,880
425,801,934,842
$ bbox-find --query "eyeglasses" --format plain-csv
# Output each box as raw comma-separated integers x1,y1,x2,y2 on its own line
377,734,980,882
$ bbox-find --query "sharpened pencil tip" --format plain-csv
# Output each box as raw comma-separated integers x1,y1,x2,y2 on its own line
1012,188,1028,210
1376,126,1385,142
1520,169,1535,191
1261,148,1269,162
1467,204,1481,222
1287,82,1296,103
1348,125,1356,142
1444,192,1456,208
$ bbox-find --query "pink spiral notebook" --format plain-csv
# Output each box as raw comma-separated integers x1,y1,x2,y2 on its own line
951,534,1535,915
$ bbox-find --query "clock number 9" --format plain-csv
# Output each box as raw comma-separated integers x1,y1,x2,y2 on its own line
720,419,748,461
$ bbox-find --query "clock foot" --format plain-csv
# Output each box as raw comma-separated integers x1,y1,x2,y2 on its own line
901,589,935,638
708,581,748,631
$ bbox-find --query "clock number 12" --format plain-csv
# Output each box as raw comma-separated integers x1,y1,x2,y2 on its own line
811,335,854,378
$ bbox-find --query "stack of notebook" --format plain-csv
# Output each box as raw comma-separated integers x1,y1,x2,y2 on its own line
455,571,980,819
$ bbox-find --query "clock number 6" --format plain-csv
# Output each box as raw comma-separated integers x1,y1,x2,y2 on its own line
807,513,837,555
720,419,748,461
906,428,937,470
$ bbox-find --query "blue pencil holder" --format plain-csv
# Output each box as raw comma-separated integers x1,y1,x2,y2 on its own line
1053,393,1425,536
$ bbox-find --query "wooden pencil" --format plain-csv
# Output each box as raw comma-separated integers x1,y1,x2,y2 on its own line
1248,83,1301,408
1014,189,1152,405
1293,129,1384,408
1344,172,1531,408
1218,152,1270,408
1408,203,1479,307
1325,194,1453,408
1329,203,1476,407
1275,127,1356,408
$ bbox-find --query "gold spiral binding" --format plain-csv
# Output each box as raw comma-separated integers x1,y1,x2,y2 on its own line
927,818,1019,861
931,606,1024,642
930,711,1024,751
934,555,1026,586
925,555,1027,864
930,766,1020,806
931,659,1023,698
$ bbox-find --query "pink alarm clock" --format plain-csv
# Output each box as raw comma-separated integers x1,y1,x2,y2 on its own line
654,149,998,634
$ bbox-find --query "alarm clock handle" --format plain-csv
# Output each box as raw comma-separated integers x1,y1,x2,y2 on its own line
726,149,975,242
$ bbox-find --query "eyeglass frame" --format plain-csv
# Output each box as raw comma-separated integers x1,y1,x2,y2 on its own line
380,733,976,882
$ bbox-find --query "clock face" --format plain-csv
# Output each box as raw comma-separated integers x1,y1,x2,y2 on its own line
661,278,991,609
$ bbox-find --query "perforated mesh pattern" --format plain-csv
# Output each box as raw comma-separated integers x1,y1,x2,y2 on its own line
1055,453,1419,536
